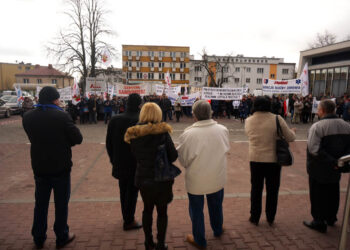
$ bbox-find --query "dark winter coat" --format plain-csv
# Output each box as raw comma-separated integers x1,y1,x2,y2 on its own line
22,107,83,177
124,122,178,187
307,115,350,183
106,110,139,179
159,98,172,111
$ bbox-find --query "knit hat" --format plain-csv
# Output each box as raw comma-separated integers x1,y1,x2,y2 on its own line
127,93,142,112
39,86,60,104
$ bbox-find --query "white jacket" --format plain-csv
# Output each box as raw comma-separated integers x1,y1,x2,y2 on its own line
177,119,230,195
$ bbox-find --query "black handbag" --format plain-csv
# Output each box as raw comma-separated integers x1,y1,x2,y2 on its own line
276,116,293,166
154,136,181,182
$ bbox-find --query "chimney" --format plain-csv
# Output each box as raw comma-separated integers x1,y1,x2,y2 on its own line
48,64,53,69
35,64,40,68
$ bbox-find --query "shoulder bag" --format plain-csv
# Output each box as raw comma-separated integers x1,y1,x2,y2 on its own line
276,116,293,166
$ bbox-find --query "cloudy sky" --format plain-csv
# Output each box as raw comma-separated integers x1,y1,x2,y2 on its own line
1,0,350,71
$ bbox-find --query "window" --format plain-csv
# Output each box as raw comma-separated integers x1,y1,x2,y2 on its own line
244,59,247,62
257,60,259,63
52,79,57,84
180,62,186,68
18,66,22,70
257,68,264,73
159,73,165,80
170,73,175,80
158,62,164,68
126,61,132,67
282,69,289,74
170,52,176,58
194,77,202,82
265,60,268,63
246,67,251,72
270,74,275,78
159,51,165,57
248,59,251,63
23,78,29,83
235,67,240,72
194,66,202,72
148,62,154,67
148,51,154,57
252,60,255,63
246,78,250,83
234,78,240,83
126,72,132,79
171,62,176,68
236,59,239,62
180,74,186,80
148,73,154,79
223,67,228,73
257,78,262,84
136,51,142,57
37,79,42,83
180,52,186,58
137,72,142,79
136,61,142,67
223,78,228,83
25,66,31,70
125,51,132,56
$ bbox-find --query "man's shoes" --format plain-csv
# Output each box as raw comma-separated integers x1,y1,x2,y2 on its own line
123,220,142,231
303,220,327,233
249,217,259,226
156,243,168,250
186,234,206,249
144,239,156,250
326,219,337,226
34,242,44,249
56,232,75,249
214,226,225,237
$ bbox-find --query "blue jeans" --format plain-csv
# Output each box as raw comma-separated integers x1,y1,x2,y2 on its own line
32,175,71,245
188,189,224,247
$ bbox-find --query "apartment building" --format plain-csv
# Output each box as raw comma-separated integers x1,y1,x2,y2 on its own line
190,55,295,93
122,45,190,86
0,62,35,90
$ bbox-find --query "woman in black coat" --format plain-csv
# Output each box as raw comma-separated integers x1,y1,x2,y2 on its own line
125,102,178,250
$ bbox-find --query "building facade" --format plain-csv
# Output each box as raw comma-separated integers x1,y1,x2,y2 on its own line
0,62,35,91
15,64,74,90
298,40,350,97
122,45,190,87
96,67,124,85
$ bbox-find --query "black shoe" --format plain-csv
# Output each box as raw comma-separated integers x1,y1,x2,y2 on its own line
156,243,168,250
145,239,156,250
303,220,327,233
326,219,337,226
56,232,75,249
123,220,142,231
249,217,259,226
267,220,274,226
34,242,44,249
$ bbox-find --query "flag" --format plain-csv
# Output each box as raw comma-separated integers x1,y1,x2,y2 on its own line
72,79,81,105
101,48,112,66
300,63,309,97
165,70,171,87
15,86,24,105
36,86,42,98
184,85,188,96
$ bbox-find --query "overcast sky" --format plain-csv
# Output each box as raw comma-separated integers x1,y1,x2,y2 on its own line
1,0,350,72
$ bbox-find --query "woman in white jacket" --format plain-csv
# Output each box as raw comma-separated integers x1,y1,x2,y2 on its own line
177,100,230,249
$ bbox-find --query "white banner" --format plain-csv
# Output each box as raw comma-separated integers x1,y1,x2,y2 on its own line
300,63,309,97
57,87,72,101
168,92,201,106
86,77,106,92
155,84,181,96
262,79,301,94
115,83,147,96
202,87,248,100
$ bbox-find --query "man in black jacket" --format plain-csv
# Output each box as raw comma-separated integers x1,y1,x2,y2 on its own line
23,86,83,249
106,93,143,230
303,99,350,233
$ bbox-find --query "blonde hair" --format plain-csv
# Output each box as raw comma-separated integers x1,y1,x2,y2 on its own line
139,102,162,123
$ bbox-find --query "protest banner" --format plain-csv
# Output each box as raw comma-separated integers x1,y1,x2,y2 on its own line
155,84,181,96
58,87,72,101
115,83,147,96
86,77,106,92
168,92,200,106
202,87,248,100
262,79,301,95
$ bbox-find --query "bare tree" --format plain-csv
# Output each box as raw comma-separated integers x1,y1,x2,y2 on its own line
47,0,116,92
308,30,337,49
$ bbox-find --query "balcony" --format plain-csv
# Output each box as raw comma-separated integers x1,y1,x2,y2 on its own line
180,57,185,62
180,68,184,72
136,56,140,60
151,67,154,72
151,56,154,61
172,57,176,61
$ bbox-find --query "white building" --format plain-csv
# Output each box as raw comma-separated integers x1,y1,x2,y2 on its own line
189,55,295,93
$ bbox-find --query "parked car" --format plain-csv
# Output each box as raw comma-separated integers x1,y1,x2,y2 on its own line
0,99,11,118
1,96,22,115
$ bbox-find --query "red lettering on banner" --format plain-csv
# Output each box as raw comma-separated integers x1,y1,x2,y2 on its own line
274,81,288,85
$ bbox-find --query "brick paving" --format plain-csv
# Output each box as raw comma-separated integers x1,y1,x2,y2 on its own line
0,115,349,249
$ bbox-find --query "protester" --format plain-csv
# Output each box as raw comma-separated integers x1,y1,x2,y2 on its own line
211,100,219,119
177,100,230,249
124,102,177,250
239,97,249,123
245,96,296,226
111,95,119,116
303,99,350,233
96,95,104,121
88,94,97,124
22,86,83,249
292,97,303,124
22,96,34,116
103,95,112,124
66,100,78,124
159,94,172,121
79,96,89,124
302,97,312,123
106,94,143,231
174,94,182,122
343,96,350,121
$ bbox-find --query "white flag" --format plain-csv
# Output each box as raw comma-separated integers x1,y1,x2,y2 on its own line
300,63,309,97
165,70,171,87
184,85,188,96
101,48,112,66
15,86,23,104
72,79,81,105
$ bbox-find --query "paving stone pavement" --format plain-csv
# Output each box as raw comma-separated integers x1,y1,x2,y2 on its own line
0,115,349,249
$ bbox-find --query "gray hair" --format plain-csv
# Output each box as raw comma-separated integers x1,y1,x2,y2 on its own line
319,99,336,114
192,100,212,121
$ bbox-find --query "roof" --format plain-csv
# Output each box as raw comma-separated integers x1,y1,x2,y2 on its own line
300,39,350,53
15,64,73,78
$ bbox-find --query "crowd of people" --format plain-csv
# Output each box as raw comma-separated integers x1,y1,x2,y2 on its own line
21,86,350,250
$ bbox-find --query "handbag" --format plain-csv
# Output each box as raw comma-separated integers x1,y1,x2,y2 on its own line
154,135,181,182
276,116,293,166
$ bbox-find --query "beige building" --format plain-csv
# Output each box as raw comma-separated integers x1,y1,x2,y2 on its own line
0,62,35,91
15,64,73,90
